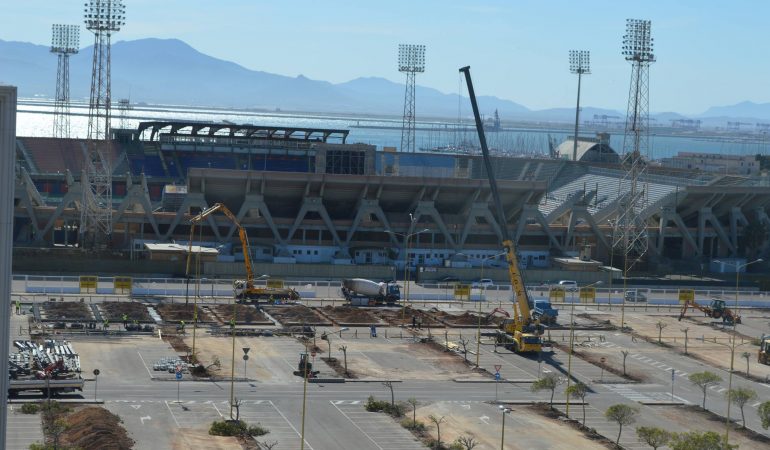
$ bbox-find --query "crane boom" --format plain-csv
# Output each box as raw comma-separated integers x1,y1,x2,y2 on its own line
459,66,532,320
187,203,254,285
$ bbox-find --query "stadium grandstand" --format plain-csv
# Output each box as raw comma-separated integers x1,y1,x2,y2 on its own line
13,121,770,270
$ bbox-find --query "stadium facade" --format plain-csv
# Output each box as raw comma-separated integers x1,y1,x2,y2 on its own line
13,121,770,270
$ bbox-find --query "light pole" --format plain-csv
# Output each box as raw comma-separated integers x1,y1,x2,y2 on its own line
386,224,430,325
499,405,510,449
477,251,506,368
569,50,591,162
713,257,762,445
565,280,602,418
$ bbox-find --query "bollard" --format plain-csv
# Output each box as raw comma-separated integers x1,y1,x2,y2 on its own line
385,329,388,339
400,331,403,339
355,330,358,339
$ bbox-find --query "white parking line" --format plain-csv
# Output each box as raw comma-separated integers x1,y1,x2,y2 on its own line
331,402,383,450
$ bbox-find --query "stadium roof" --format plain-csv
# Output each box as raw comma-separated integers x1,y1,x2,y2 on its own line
136,121,349,144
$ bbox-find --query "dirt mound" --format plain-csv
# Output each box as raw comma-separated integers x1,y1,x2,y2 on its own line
211,304,269,324
157,303,213,322
264,305,328,325
42,302,93,321
373,306,442,327
320,305,379,323
101,302,152,322
62,406,134,450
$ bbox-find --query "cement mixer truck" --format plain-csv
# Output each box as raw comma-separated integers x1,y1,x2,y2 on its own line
341,278,401,306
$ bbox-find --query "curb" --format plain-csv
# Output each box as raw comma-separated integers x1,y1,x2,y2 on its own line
343,379,403,383
309,378,345,384
638,401,686,406
454,379,536,383
10,399,105,404
497,400,588,405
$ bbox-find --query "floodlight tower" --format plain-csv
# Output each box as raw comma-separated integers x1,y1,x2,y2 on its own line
569,50,590,161
51,25,79,138
82,0,125,246
398,44,426,153
614,19,655,272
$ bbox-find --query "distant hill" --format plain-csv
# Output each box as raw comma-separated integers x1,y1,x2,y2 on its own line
1,37,766,125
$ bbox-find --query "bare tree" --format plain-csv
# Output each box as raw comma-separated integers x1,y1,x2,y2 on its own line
681,327,689,354
656,321,667,344
257,440,279,449
742,351,751,376
407,397,418,427
339,345,349,376
621,350,629,376
231,397,243,421
455,434,480,449
458,338,470,363
382,381,395,406
428,415,447,449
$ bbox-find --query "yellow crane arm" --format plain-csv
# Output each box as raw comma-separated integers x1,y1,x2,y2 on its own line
187,203,254,285
503,239,531,319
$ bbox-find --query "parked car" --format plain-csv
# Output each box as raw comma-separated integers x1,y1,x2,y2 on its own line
556,280,578,291
472,278,494,288
624,290,647,302
439,276,460,282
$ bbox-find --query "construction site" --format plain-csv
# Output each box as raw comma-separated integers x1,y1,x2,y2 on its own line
5,3,770,450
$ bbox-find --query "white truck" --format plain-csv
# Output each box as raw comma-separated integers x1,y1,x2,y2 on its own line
341,278,400,306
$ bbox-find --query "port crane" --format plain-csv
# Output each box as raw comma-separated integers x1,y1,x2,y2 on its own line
187,203,299,301
460,66,542,353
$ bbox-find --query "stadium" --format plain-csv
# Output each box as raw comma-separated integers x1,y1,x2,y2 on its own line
13,120,770,277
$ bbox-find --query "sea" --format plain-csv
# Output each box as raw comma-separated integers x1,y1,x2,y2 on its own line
16,99,770,160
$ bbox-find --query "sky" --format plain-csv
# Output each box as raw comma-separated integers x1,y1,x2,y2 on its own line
1,0,767,115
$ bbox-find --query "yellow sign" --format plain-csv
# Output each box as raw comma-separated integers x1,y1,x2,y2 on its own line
678,289,695,304
454,284,471,298
549,287,566,301
114,276,132,293
579,287,596,303
266,279,284,289
79,276,98,293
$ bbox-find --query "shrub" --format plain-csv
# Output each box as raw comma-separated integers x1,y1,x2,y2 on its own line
400,418,427,433
209,420,246,436
248,424,270,437
365,395,404,417
20,403,40,414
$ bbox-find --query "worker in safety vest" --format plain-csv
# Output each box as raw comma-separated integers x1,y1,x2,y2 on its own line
229,318,236,329
179,320,186,333
122,314,128,327
103,319,109,329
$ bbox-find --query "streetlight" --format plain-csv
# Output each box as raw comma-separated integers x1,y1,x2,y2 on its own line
713,257,762,445
477,251,507,368
385,224,430,325
565,280,602,418
499,405,511,449
569,50,590,162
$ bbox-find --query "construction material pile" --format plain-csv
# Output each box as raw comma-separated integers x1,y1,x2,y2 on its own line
9,339,81,377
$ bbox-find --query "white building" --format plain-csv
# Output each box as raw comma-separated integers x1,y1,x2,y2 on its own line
660,152,759,176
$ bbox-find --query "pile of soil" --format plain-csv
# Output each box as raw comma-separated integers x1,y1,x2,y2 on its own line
321,356,357,379
527,404,617,448
42,302,93,321
163,335,191,354
319,305,380,323
439,311,501,326
373,306,442,327
100,302,152,322
210,304,270,324
61,406,134,450
264,305,329,325
156,303,213,322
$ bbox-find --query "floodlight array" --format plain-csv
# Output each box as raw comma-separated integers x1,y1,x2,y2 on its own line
622,18,654,62
569,50,590,74
51,24,80,54
84,0,126,31
398,44,426,73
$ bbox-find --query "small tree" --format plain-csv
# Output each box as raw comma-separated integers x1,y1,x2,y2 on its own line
670,430,737,450
621,350,629,376
565,381,588,426
455,434,480,450
458,337,470,363
604,404,639,445
688,371,722,410
231,397,243,421
681,328,689,354
742,351,751,376
339,345,349,376
727,387,757,428
531,373,561,409
407,397,418,427
257,441,279,450
382,381,395,407
656,320,667,344
759,400,770,429
428,415,446,449
636,426,672,450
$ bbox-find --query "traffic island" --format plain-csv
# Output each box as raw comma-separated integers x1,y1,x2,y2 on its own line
527,403,617,448
651,405,770,449
37,401,134,450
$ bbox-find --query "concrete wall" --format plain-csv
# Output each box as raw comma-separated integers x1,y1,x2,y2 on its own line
204,261,395,280
417,267,616,285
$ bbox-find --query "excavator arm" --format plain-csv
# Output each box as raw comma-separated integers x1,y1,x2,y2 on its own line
187,203,254,285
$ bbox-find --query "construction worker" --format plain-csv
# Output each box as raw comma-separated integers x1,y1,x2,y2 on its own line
103,319,109,330
122,314,128,327
179,320,185,333
229,318,236,330
412,316,416,329
15,299,20,315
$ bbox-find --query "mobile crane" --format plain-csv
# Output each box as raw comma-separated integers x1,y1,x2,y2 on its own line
187,203,300,302
460,66,542,354
678,298,741,325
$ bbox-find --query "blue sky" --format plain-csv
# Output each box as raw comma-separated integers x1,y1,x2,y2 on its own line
1,1,765,114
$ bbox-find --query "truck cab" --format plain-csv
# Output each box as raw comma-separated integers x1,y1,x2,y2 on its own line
532,300,558,324
385,283,401,302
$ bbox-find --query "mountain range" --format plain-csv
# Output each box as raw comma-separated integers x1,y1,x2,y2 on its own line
2,37,770,125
